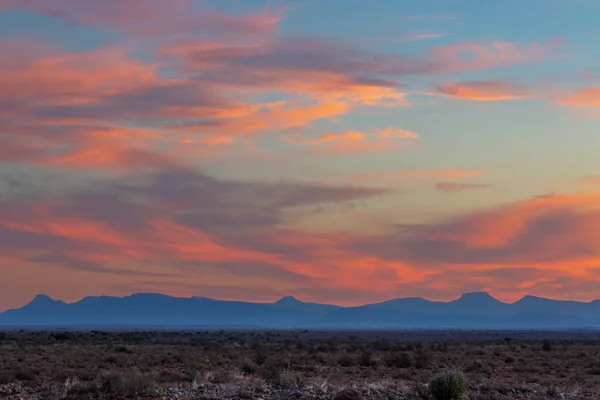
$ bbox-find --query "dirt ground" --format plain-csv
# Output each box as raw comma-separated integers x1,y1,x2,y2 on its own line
2,329,600,399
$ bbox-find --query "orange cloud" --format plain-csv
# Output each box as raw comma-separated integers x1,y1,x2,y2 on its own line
160,38,410,108
4,182,600,306
0,33,418,172
0,167,401,307
556,87,600,107
0,44,159,103
378,191,600,252
0,2,589,308
280,127,418,156
434,80,532,101
286,131,366,146
579,175,600,186
287,128,417,146
0,15,564,179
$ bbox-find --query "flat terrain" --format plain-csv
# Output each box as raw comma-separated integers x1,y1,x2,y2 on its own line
2,330,600,399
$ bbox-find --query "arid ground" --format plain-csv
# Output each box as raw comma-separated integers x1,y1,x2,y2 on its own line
2,330,600,399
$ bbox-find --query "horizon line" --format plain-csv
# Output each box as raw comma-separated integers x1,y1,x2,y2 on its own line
4,291,599,313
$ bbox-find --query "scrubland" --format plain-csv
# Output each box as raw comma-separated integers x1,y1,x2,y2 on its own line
1,330,600,399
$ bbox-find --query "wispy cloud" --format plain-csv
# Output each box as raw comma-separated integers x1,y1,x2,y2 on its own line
0,0,593,309
0,0,283,37
401,13,458,22
579,175,600,186
434,80,533,101
353,168,483,181
404,32,448,42
285,128,418,146
435,182,490,192
556,87,600,107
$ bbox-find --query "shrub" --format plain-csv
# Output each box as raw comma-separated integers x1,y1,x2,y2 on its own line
386,352,413,368
100,371,155,397
156,368,195,383
0,371,11,384
338,352,355,367
13,368,36,382
65,380,100,399
464,361,492,377
52,332,71,341
240,358,258,374
206,369,230,384
358,351,375,367
114,345,133,354
469,394,506,400
278,369,304,388
334,388,363,400
542,340,552,352
254,346,269,365
428,370,468,400
413,382,430,400
260,359,281,383
415,347,431,369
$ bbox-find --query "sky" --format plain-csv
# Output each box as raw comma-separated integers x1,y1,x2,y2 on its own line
2,0,600,311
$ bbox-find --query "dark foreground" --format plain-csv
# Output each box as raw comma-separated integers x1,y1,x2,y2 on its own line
2,330,600,399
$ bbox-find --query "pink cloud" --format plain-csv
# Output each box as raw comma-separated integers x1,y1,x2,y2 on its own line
286,128,418,146
556,87,600,107
0,2,591,309
434,80,532,101
425,40,562,74
279,127,418,156
404,32,448,42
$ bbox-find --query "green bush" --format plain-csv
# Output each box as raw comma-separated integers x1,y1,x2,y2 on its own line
428,370,468,400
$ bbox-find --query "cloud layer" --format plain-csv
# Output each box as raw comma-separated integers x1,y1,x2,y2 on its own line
0,0,597,310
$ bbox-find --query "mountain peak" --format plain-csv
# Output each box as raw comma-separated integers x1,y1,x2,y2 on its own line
30,294,56,304
457,292,500,303
129,293,172,300
515,295,547,304
22,294,63,309
275,295,302,305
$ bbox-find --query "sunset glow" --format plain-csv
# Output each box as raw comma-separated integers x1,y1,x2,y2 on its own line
2,0,600,311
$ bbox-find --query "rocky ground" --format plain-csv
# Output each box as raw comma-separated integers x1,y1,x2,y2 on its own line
0,378,596,400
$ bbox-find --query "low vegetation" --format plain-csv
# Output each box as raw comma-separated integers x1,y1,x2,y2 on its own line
428,370,468,400
0,330,599,399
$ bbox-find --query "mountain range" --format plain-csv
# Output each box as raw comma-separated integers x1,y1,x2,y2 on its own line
3,292,600,329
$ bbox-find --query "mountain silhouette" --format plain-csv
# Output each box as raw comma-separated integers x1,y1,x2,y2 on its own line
2,292,600,329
